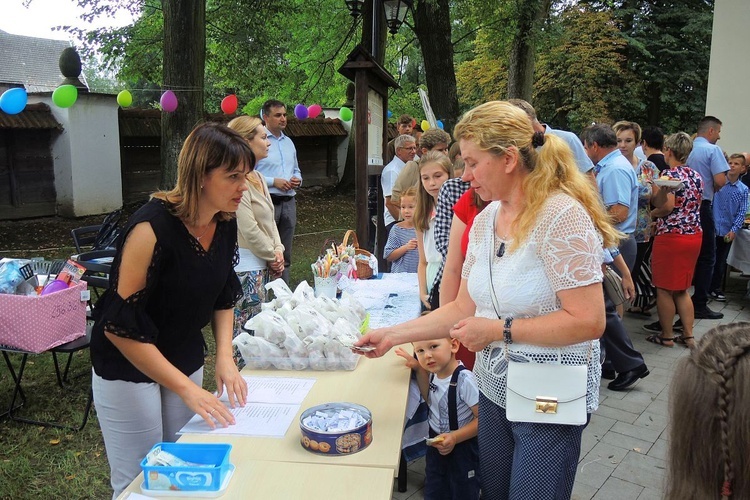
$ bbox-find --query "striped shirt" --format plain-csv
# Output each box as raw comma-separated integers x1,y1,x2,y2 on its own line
383,224,419,273
713,177,749,236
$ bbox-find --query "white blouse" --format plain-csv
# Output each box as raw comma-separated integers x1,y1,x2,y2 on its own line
462,193,604,412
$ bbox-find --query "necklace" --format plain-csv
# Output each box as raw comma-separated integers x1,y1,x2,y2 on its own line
188,221,213,241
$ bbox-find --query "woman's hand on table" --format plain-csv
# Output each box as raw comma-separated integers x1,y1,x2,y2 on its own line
354,328,394,358
215,356,248,408
450,317,498,352
395,347,420,370
181,384,236,429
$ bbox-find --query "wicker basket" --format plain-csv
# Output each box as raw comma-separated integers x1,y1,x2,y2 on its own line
342,230,374,279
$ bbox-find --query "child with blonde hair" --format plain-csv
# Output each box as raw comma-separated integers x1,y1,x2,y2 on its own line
383,187,419,273
414,151,453,310
396,338,479,500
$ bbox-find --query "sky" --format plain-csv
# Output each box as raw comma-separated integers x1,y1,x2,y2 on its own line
0,0,134,42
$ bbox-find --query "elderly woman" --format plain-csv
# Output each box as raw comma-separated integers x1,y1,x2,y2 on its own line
358,101,620,498
227,116,285,338
613,121,658,316
647,132,703,349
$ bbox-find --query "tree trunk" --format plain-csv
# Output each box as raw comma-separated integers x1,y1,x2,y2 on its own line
507,0,551,100
160,0,206,189
413,0,460,133
646,81,661,126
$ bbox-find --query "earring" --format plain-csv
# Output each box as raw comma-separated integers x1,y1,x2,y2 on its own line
201,185,204,189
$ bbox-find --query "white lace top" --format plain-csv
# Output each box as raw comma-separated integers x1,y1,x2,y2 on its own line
462,193,604,412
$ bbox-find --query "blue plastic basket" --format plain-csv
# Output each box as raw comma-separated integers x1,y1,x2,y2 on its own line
141,442,232,492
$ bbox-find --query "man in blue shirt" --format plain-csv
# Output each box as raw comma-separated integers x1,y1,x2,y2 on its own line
255,100,302,283
581,124,647,391
686,116,729,319
582,124,639,269
509,99,595,176
710,153,748,301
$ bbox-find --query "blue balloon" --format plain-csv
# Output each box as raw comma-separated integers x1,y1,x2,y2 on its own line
387,110,393,119
436,120,444,130
0,88,28,115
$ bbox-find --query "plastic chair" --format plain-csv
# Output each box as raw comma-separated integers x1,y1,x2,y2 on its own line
1,251,116,430
70,225,103,253
70,209,122,253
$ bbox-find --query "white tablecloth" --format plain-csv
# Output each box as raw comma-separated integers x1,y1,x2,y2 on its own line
727,228,750,274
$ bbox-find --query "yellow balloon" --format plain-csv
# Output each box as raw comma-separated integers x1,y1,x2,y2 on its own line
421,119,430,131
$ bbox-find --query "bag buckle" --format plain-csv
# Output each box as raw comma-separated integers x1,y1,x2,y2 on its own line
535,396,558,414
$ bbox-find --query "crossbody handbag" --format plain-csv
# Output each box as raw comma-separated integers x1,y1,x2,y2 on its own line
602,265,626,306
485,206,589,426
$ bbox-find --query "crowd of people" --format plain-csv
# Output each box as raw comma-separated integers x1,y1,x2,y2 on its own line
87,98,750,499
366,105,749,498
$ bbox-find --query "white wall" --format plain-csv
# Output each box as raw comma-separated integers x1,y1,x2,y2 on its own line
323,107,352,180
705,0,750,154
31,92,122,217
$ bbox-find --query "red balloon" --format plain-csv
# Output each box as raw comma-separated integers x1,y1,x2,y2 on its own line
221,94,238,114
308,104,322,119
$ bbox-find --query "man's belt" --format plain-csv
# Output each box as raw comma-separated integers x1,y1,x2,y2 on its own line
270,194,294,204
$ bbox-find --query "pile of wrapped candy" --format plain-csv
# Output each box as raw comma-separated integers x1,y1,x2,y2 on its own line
232,279,368,371
302,408,368,433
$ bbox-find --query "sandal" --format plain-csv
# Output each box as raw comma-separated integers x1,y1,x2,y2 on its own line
674,336,695,348
646,334,674,347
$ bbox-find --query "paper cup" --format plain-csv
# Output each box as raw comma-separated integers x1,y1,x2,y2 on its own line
314,276,337,298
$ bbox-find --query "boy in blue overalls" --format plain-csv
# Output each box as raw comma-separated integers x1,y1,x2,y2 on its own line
396,338,480,499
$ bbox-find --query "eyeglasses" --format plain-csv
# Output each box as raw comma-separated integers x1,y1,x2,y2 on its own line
399,146,417,151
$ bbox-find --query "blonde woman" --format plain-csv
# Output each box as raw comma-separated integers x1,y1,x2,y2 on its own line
358,101,621,498
227,116,284,337
613,121,658,316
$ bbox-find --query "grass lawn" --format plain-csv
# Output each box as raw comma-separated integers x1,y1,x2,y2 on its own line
0,187,355,498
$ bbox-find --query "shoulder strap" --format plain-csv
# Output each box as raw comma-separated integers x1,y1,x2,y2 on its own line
487,204,502,319
448,365,467,431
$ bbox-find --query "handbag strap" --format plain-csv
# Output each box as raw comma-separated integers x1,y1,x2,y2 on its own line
484,204,594,363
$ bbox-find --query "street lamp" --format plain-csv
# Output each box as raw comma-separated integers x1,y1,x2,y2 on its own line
345,0,413,35
344,0,365,18
383,0,412,35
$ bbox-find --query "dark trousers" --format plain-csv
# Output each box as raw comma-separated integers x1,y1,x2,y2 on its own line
424,429,480,500
710,236,733,293
272,197,296,283
601,295,644,373
692,201,716,309
478,394,587,500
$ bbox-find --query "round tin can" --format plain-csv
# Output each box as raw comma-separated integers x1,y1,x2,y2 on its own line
299,402,373,455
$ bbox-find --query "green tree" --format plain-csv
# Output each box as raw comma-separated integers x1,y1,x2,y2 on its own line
534,5,634,131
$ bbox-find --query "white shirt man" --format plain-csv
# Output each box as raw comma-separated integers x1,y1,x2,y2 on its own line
381,134,417,227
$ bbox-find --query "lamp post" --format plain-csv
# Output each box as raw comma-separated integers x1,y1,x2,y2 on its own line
345,0,413,61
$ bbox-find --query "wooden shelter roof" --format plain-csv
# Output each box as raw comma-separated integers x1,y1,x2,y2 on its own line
0,102,62,130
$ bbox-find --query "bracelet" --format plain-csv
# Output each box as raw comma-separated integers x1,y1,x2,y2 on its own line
503,316,513,344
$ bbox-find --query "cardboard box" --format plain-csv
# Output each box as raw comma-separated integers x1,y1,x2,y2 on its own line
0,281,88,353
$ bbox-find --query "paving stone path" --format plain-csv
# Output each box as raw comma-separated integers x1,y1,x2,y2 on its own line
392,272,750,499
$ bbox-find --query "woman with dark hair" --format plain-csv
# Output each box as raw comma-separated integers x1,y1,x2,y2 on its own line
90,122,252,498
667,322,750,499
